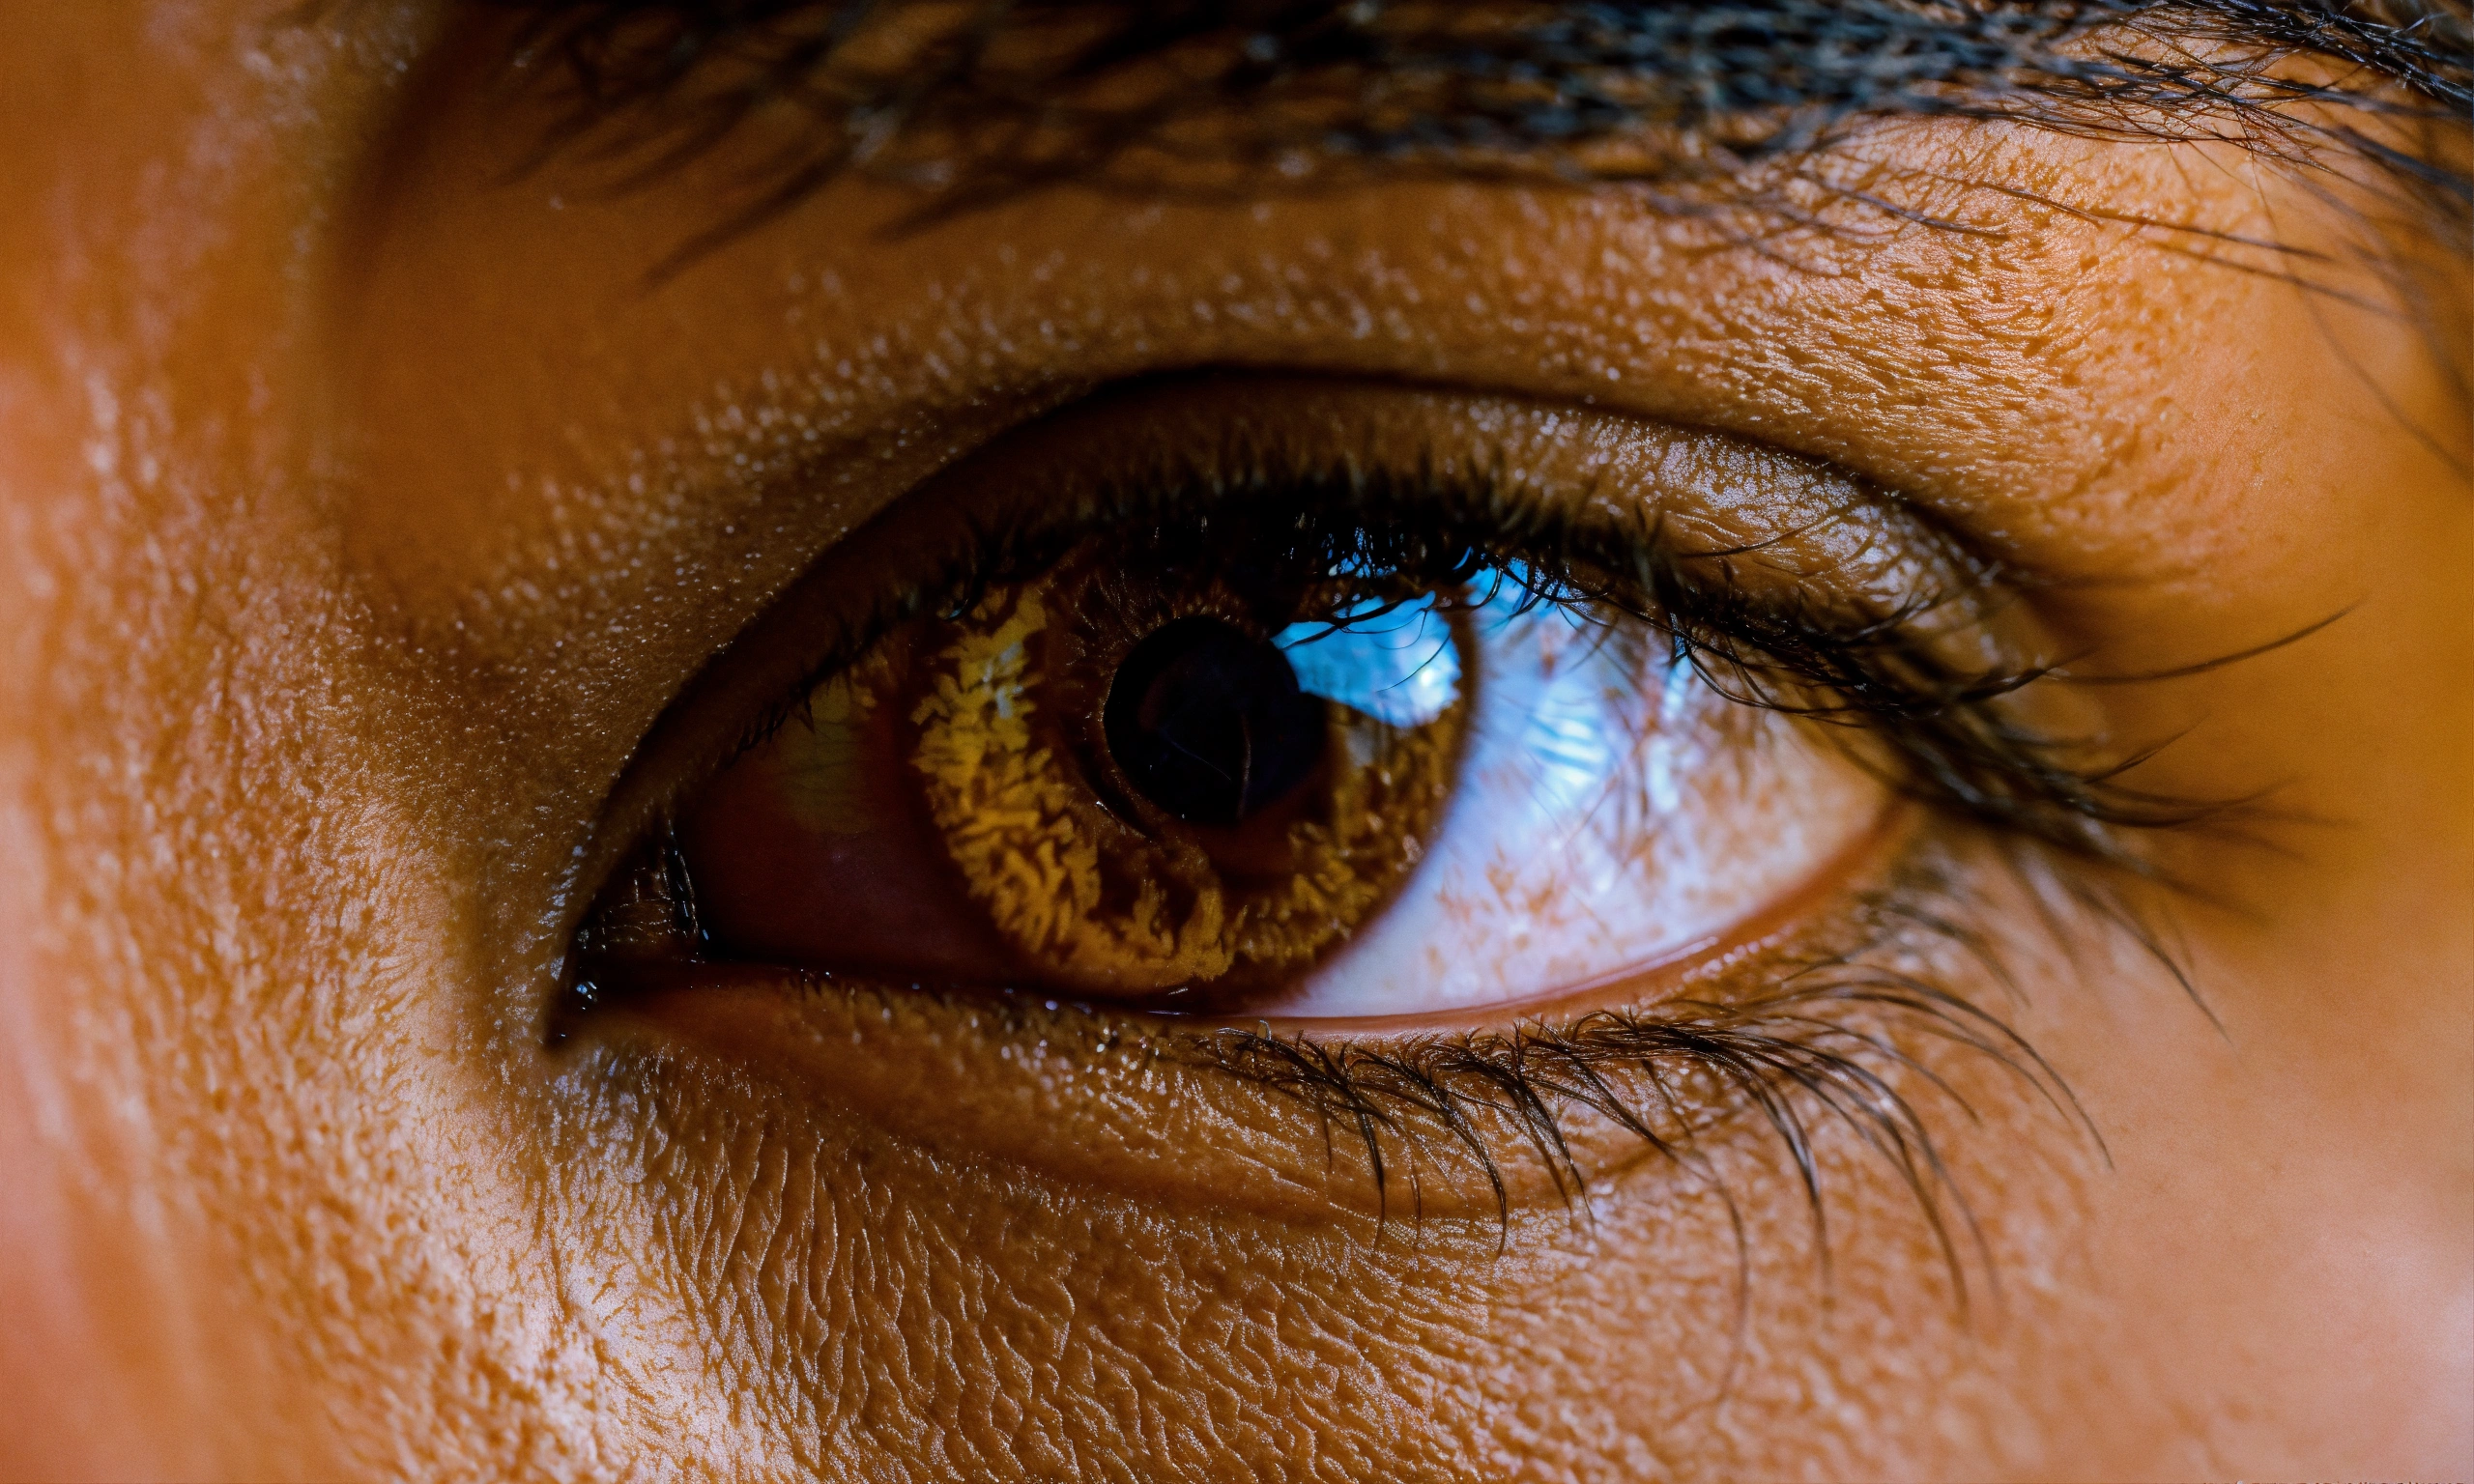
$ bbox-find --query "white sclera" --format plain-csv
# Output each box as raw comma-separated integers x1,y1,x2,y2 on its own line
1266,572,1881,1018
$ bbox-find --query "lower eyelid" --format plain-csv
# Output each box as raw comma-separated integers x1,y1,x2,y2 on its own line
565,802,1929,1223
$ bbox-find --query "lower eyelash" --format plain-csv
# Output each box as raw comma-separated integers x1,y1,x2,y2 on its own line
1182,826,2110,1309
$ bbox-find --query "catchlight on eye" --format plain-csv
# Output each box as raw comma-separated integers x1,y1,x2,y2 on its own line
582,482,1885,1023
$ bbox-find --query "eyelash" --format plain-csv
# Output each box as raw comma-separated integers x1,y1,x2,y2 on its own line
722,451,2202,866
577,431,2210,1289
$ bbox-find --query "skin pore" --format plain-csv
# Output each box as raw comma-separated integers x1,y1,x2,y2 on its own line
0,3,2467,1480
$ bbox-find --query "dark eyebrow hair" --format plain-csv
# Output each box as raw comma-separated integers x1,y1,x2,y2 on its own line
487,0,2471,262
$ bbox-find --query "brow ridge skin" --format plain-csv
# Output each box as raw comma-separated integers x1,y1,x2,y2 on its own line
453,0,2467,279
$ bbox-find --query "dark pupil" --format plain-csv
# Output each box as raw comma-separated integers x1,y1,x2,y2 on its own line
1104,617,1327,827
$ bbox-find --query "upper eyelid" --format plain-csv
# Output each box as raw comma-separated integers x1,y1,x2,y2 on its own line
566,373,2127,939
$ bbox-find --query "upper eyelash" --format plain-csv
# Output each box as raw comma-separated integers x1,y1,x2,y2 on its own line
721,445,2227,879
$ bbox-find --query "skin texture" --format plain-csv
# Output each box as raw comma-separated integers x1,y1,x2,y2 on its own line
0,4,2468,1480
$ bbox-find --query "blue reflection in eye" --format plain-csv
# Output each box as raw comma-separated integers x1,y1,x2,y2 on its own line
1462,563,1629,820
1277,594,1462,728
1511,678,1621,819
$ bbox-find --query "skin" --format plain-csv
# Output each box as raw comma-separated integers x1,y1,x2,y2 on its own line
1,4,2467,1480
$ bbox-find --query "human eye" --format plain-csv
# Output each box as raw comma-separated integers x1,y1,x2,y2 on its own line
573,381,1900,1025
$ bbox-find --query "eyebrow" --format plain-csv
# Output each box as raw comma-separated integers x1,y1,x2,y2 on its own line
489,0,2471,256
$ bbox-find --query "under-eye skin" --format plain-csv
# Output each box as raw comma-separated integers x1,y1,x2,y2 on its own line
555,376,2164,1235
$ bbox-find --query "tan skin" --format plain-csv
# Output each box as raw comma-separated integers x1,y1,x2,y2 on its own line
1,4,2468,1480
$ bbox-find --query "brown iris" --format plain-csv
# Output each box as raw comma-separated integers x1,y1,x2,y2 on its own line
663,533,1473,1005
